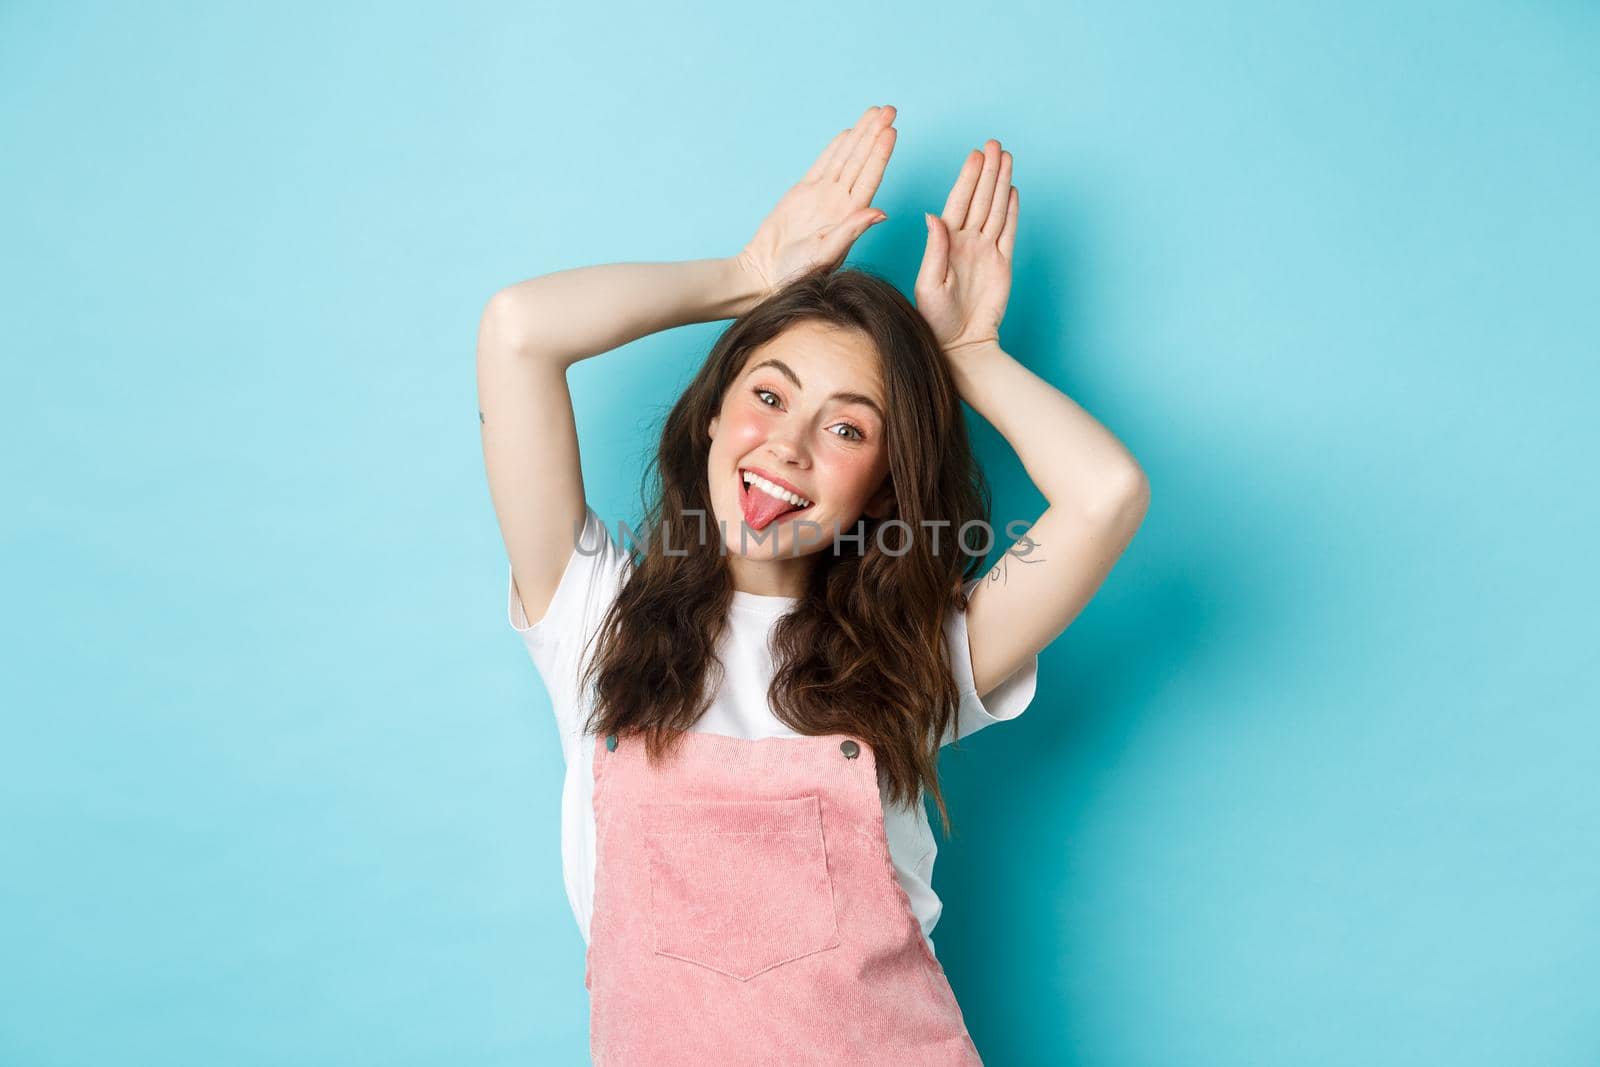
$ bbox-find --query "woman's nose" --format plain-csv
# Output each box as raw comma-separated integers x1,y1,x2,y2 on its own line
765,430,809,467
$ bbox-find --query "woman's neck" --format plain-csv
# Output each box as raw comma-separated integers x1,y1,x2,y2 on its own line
726,553,810,599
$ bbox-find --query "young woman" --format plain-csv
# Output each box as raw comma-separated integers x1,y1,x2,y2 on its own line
478,105,1148,1064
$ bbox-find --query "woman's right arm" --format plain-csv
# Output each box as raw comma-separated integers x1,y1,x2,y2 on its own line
476,257,767,629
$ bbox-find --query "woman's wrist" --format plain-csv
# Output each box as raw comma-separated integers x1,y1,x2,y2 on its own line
716,254,772,320
942,337,1006,365
941,338,1010,406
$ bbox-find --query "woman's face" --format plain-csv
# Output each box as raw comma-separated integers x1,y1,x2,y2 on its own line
706,320,893,581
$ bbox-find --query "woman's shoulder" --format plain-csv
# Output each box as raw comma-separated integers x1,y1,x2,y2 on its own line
505,505,637,744
941,576,1040,743
508,503,634,637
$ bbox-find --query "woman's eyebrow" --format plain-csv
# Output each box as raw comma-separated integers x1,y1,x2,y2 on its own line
749,357,884,420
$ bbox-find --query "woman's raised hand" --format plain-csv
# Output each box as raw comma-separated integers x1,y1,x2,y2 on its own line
914,139,1019,355
735,106,897,299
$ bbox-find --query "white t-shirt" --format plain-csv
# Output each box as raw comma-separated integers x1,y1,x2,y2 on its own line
506,505,1039,954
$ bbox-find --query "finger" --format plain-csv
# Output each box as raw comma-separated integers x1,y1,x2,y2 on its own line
841,106,895,190
846,125,896,200
804,128,851,182
818,125,859,178
821,207,888,268
915,212,951,293
983,151,1012,236
825,107,879,180
828,105,883,180
940,149,983,228
966,140,1002,232
997,186,1019,261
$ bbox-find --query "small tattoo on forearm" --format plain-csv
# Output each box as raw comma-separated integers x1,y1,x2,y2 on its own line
478,410,485,424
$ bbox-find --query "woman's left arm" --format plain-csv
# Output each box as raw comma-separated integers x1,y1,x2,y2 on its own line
947,339,1149,700
916,140,1150,700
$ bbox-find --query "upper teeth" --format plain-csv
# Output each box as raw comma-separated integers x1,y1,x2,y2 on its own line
742,470,811,508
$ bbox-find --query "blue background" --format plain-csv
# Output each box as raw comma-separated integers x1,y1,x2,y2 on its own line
4,2,1597,1063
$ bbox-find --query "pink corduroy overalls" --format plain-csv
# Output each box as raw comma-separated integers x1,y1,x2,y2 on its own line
585,729,984,1066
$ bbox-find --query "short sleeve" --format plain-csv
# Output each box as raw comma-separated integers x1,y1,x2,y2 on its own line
943,577,1040,744
506,505,633,746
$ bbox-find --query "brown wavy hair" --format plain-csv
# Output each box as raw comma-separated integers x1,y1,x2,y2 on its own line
578,264,991,829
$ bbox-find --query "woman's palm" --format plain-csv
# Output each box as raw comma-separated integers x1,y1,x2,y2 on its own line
915,140,1020,352
737,106,897,295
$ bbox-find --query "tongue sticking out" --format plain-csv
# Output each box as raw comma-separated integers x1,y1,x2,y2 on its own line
740,475,809,532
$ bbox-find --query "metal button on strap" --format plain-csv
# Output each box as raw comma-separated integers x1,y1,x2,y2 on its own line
606,733,618,752
839,739,860,759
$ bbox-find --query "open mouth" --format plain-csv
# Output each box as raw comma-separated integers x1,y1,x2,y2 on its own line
738,468,815,532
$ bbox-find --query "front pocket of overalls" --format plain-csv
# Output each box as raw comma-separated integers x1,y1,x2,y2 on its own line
641,795,841,981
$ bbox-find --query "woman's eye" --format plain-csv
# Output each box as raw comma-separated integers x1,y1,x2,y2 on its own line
754,387,863,441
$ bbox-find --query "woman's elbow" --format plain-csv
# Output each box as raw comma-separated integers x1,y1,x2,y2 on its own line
478,289,547,360
1086,464,1150,527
